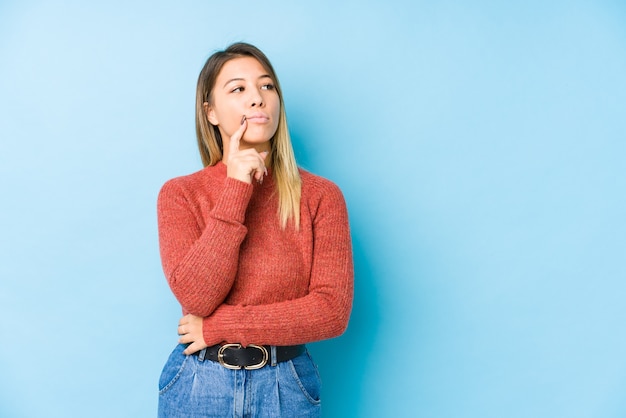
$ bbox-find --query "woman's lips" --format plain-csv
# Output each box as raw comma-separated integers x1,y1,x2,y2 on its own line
246,113,270,123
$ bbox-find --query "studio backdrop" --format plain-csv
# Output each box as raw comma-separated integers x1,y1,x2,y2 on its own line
1,1,625,417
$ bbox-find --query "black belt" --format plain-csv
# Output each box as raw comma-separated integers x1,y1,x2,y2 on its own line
193,343,305,370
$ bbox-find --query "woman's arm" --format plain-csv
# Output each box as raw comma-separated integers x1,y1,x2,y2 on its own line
158,120,269,318
157,176,253,317
200,181,354,347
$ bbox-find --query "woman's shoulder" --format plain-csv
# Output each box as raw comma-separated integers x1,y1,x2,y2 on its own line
300,168,339,189
299,168,346,204
159,163,226,198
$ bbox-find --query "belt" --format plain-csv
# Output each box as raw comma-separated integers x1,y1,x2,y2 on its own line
193,343,305,370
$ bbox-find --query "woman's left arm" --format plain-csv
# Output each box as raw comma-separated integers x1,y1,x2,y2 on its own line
199,181,354,348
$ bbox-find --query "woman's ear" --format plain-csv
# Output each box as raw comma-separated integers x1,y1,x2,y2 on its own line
203,102,219,126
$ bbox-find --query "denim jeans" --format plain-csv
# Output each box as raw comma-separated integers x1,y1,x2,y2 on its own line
158,344,321,417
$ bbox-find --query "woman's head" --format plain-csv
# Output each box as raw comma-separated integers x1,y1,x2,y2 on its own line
204,56,280,155
196,42,288,167
195,42,301,229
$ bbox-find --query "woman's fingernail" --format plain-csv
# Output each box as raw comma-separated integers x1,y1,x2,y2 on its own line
241,115,246,125
264,167,268,176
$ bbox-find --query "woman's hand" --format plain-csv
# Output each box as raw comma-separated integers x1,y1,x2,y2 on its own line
178,314,208,355
225,116,268,184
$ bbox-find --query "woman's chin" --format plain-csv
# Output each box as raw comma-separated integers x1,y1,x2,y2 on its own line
241,136,272,146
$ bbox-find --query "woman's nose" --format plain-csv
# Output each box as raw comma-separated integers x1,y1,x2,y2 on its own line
249,88,264,107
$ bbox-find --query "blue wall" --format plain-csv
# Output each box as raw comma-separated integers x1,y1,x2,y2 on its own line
1,1,625,417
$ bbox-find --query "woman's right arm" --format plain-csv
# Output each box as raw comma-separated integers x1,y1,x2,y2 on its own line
157,177,253,317
159,118,267,317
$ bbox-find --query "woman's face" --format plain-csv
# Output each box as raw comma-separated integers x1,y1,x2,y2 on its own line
206,56,280,150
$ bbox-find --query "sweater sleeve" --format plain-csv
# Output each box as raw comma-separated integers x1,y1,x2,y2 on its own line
201,181,354,347
157,176,253,317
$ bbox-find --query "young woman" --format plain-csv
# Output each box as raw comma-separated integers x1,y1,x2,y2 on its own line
156,43,354,417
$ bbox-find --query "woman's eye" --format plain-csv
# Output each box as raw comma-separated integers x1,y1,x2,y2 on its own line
261,83,275,90
231,86,244,93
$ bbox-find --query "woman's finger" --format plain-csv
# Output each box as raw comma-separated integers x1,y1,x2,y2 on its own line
253,151,269,182
183,341,204,356
228,115,247,161
228,148,268,184
178,314,192,325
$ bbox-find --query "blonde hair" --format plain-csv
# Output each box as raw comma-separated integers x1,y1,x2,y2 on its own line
195,43,301,229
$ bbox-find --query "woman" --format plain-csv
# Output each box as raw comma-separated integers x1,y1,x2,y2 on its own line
156,42,354,417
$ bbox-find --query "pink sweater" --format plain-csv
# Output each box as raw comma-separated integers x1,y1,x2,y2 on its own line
157,162,354,347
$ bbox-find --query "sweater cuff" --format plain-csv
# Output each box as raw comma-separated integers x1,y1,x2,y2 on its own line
211,178,253,225
202,305,248,346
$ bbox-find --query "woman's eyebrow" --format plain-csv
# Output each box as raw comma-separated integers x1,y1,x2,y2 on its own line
223,78,244,88
223,74,273,88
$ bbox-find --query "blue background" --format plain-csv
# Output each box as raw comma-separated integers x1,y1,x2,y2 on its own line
1,1,625,417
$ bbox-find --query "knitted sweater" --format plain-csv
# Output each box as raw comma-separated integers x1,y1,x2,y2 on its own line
157,162,354,347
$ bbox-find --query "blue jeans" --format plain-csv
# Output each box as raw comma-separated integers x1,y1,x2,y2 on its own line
158,344,321,417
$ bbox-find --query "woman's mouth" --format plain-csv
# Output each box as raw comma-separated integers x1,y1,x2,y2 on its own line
246,113,270,123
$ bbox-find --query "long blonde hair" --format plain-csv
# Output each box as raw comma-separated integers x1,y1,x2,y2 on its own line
195,43,301,229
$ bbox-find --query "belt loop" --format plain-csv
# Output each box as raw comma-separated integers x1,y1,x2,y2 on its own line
270,346,277,367
198,348,207,362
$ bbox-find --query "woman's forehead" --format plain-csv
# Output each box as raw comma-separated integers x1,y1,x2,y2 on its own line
217,56,271,84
